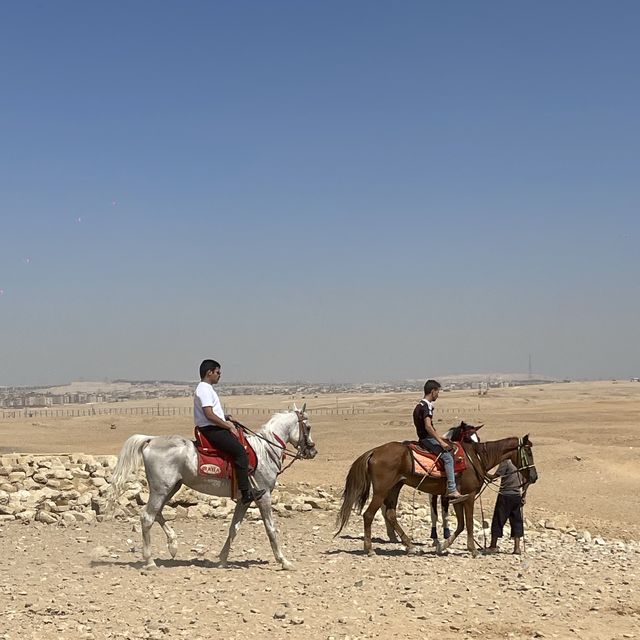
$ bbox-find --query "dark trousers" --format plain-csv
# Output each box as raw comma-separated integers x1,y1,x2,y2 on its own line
491,494,524,539
199,426,250,493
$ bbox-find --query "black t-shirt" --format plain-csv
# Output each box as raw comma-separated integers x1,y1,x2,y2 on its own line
413,399,434,440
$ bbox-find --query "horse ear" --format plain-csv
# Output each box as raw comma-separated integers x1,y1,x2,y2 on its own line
523,433,530,443
293,403,299,412
301,402,307,413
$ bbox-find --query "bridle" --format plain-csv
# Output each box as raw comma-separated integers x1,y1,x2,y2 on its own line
515,438,536,481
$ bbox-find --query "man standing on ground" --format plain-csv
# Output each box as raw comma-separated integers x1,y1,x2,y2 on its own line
194,359,265,505
413,379,467,503
486,458,525,554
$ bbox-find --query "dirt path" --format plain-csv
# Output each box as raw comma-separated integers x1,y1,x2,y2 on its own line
1,510,638,640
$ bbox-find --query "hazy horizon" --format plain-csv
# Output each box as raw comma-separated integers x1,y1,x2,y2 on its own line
1,2,639,386
0,371,611,390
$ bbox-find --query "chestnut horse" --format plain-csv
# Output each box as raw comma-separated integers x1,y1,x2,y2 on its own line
380,422,483,544
336,435,537,557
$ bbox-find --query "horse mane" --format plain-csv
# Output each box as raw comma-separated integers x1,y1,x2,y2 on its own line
468,436,520,470
259,410,295,435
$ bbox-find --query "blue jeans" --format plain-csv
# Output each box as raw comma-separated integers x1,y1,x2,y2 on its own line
419,436,457,493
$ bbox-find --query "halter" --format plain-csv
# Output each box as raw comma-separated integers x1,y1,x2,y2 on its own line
516,437,536,478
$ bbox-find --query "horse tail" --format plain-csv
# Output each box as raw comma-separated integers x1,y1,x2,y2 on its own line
107,434,154,511
334,448,375,536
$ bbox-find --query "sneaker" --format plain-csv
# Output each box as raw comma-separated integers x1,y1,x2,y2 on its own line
241,488,266,505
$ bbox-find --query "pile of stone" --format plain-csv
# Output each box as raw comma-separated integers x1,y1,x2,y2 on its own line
0,454,341,526
0,453,118,525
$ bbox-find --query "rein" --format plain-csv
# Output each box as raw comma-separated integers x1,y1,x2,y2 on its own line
468,439,535,501
232,413,310,476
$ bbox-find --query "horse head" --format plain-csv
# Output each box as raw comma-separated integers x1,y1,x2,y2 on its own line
510,434,538,486
447,421,483,443
290,402,317,459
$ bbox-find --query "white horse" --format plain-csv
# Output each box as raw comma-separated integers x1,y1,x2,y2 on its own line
108,406,317,570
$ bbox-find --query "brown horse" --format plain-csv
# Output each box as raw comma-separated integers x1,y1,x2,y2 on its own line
336,435,537,557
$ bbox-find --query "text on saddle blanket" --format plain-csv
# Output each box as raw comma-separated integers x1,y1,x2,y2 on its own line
194,428,258,479
404,441,467,478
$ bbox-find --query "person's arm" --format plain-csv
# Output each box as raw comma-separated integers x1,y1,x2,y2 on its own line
423,415,451,450
486,462,506,482
203,407,238,436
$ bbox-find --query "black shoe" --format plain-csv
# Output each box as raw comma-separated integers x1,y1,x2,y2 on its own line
241,488,266,505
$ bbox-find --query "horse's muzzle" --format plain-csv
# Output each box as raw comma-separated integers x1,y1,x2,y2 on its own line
303,446,318,460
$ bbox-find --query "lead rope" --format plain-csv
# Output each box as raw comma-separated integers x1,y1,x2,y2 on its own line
520,497,527,555
478,492,487,551
231,420,303,476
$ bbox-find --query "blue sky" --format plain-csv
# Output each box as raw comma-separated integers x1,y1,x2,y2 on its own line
1,1,639,385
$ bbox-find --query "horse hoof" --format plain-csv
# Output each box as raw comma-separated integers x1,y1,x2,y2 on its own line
281,559,295,571
388,535,399,543
143,560,158,570
406,546,418,556
168,543,178,558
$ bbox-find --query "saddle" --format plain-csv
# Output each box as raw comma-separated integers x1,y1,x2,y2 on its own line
194,427,258,483
403,441,467,478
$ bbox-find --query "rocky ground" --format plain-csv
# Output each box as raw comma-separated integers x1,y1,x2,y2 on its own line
1,486,639,640
2,381,640,639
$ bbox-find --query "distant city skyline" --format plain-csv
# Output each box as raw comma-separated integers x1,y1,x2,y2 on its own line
1,2,639,386
0,370,602,389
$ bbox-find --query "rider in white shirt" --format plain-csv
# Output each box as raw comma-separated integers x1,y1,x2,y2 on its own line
194,359,265,505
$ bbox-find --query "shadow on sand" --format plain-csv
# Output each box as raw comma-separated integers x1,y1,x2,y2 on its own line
326,535,437,557
90,557,270,570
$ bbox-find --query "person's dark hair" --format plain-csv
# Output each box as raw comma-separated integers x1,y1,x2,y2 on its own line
200,359,221,379
424,379,441,395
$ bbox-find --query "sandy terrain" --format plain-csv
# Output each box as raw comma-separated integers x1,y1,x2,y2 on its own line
1,380,639,639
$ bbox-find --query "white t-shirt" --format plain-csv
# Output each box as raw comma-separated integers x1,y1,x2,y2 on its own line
194,381,225,427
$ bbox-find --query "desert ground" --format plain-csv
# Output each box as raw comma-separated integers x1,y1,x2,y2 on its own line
1,380,639,639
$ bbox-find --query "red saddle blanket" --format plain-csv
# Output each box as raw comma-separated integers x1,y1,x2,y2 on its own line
404,441,467,478
194,428,258,479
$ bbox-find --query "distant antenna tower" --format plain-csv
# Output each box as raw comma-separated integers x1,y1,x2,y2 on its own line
528,354,532,379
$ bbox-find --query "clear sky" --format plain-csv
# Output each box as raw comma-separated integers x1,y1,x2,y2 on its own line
1,1,639,385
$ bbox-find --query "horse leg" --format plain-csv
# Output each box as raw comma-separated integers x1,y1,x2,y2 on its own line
381,481,404,543
464,498,478,557
254,493,293,570
363,492,385,556
156,481,182,559
383,483,414,553
438,502,465,555
430,494,439,543
381,505,399,543
218,500,249,567
442,496,451,539
140,491,168,569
